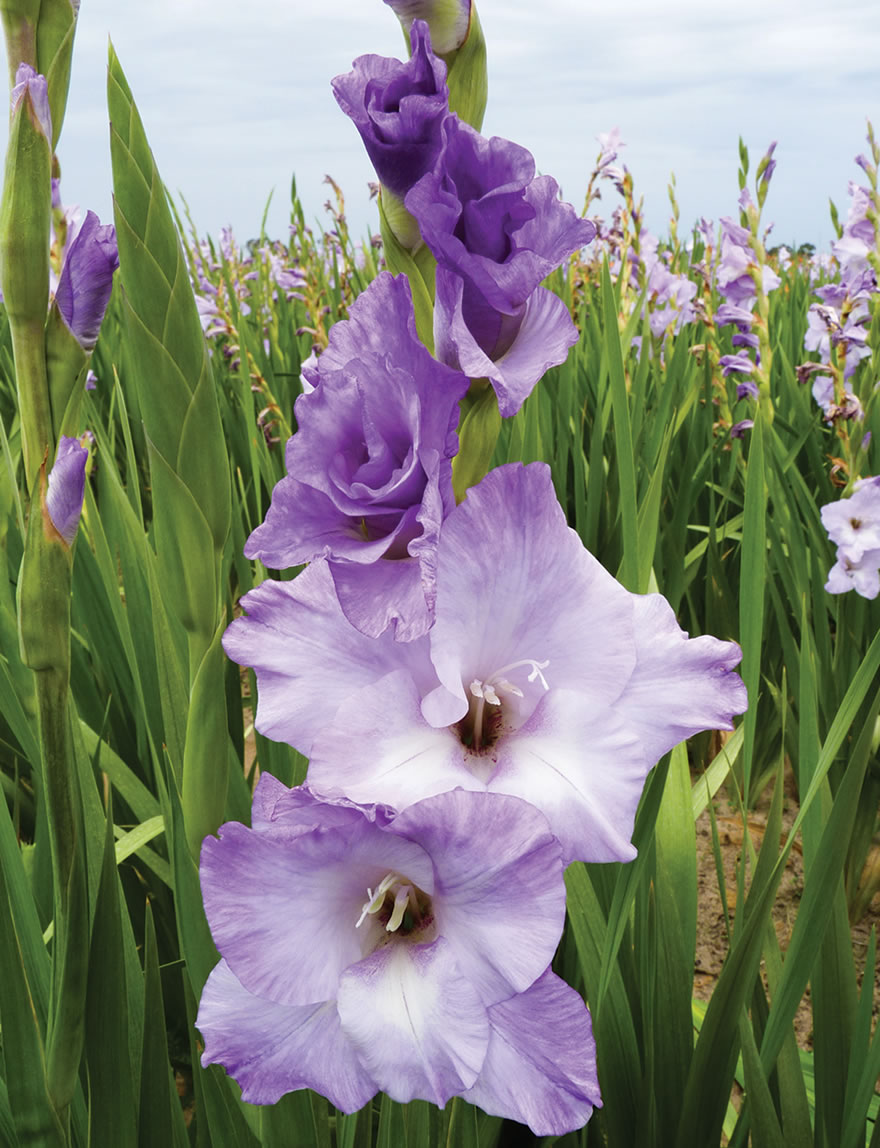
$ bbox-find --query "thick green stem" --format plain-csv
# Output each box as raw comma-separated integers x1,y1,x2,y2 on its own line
11,314,53,490
18,464,88,1130
36,669,88,1131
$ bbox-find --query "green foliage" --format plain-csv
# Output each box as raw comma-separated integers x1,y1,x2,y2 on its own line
0,46,879,1148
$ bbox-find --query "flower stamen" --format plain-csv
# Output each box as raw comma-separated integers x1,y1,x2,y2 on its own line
355,872,426,934
465,658,550,750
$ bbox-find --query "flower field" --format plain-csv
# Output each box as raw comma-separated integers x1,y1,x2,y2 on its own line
0,2,878,1146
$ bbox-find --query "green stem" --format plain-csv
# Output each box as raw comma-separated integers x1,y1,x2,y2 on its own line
11,314,53,491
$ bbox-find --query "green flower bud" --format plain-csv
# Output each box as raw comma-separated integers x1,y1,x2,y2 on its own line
0,0,40,85
0,63,53,488
385,0,470,54
45,298,88,440
1,0,76,149
17,451,72,673
35,0,78,150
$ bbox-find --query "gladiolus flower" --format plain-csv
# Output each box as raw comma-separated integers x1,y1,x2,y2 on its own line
225,463,747,864
197,780,601,1133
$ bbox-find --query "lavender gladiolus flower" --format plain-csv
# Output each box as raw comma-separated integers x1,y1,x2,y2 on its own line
821,477,880,562
716,217,780,309
332,22,449,200
406,117,595,414
197,778,601,1132
225,463,747,864
54,211,119,351
244,272,469,641
822,478,880,599
46,435,88,545
720,352,756,377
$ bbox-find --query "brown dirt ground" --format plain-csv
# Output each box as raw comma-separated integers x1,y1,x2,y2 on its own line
693,764,880,1050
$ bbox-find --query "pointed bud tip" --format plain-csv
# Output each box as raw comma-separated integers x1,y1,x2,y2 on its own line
11,63,52,142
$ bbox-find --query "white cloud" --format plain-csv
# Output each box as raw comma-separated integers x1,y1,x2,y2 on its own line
0,0,877,245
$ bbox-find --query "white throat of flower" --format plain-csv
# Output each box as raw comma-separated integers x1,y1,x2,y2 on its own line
466,658,550,751
356,872,422,934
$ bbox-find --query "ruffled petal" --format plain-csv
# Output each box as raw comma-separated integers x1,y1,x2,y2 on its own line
330,552,433,642
391,790,564,1003
462,970,601,1135
615,594,747,763
222,563,435,754
197,960,376,1110
434,272,580,416
337,938,489,1106
244,476,390,568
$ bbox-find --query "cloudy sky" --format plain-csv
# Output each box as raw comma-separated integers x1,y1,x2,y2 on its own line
4,0,879,249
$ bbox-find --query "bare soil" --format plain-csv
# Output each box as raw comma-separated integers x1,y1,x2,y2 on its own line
693,765,880,1049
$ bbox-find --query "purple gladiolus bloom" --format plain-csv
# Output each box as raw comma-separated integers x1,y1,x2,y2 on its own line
225,463,747,864
736,380,759,401
46,435,88,545
332,22,449,200
11,63,51,141
197,779,601,1132
244,272,469,641
720,352,755,377
54,211,119,352
406,117,595,415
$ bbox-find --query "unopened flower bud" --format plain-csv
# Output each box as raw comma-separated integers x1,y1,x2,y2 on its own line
46,433,86,545
384,0,470,53
53,210,118,351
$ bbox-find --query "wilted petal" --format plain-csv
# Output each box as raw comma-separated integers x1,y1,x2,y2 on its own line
337,939,488,1106
46,435,88,545
462,970,601,1135
198,960,376,1110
